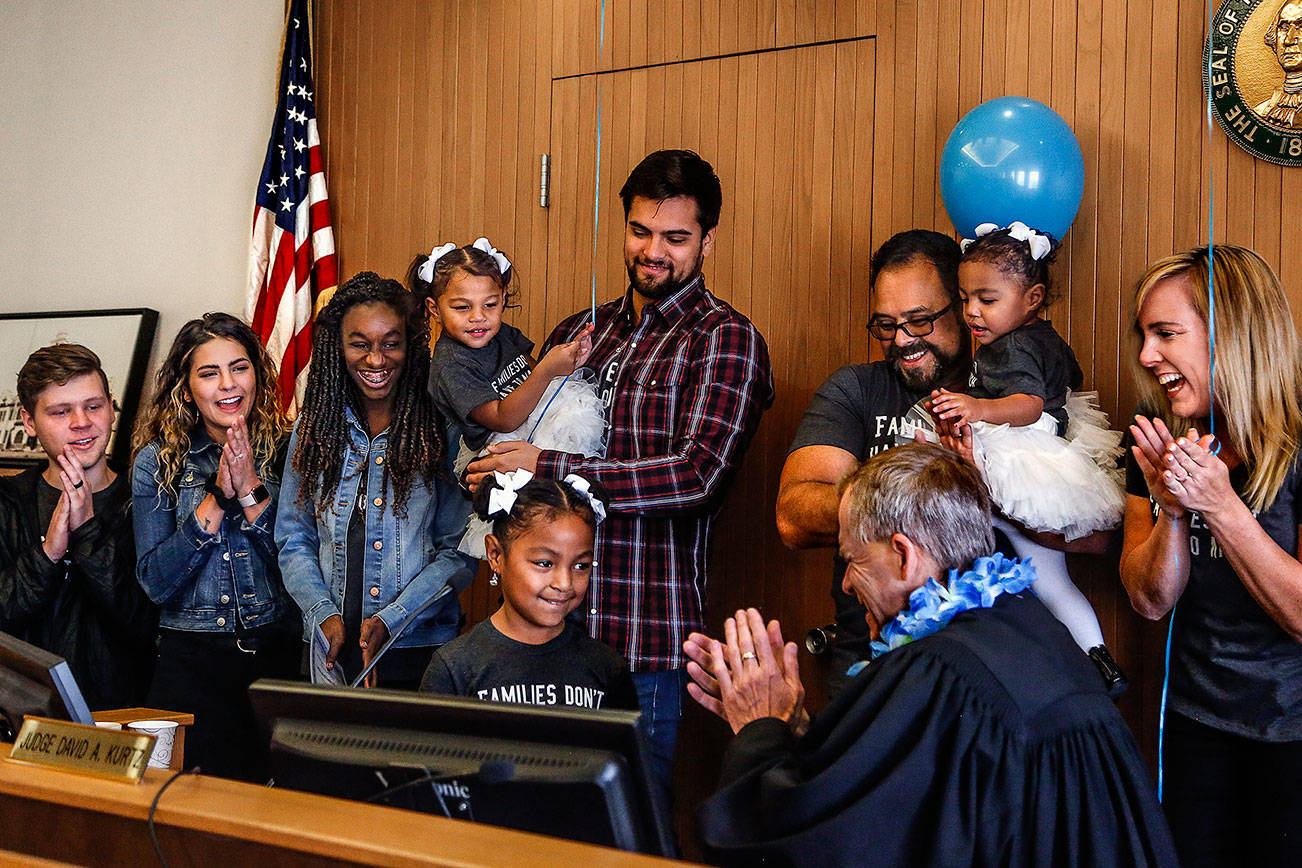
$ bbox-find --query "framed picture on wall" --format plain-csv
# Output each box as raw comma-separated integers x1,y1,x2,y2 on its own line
0,308,158,470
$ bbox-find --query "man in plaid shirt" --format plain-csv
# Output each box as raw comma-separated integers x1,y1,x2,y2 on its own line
468,150,774,790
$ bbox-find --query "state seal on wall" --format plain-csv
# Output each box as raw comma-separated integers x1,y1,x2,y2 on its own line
1208,0,1302,165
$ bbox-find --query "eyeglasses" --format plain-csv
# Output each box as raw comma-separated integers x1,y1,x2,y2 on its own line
866,302,956,341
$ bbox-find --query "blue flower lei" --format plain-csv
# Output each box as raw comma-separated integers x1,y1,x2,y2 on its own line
867,552,1037,660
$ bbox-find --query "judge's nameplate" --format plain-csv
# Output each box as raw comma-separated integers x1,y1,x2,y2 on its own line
8,717,154,782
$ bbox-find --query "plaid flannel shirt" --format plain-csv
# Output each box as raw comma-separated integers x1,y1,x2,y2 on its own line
537,276,774,671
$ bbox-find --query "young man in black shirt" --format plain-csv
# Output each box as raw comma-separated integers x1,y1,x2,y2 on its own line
0,344,155,709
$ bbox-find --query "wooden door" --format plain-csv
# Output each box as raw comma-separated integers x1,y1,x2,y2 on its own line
542,38,876,707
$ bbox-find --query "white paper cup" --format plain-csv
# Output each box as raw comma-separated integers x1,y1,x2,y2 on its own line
94,721,123,730
128,720,178,768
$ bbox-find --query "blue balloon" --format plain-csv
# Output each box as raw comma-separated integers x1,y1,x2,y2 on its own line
939,96,1085,241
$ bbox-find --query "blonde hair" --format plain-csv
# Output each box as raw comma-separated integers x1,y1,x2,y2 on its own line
1131,245,1302,512
133,313,288,500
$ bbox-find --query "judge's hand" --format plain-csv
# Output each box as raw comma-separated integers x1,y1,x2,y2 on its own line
319,615,346,671
465,441,542,492
359,616,390,688
1129,416,1185,518
687,608,805,735
684,617,790,717
1163,431,1235,519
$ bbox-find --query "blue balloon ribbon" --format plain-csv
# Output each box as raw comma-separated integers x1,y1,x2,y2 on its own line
589,0,605,327
531,1,604,441
1161,0,1221,805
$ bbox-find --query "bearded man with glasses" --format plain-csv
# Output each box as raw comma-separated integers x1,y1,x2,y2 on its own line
777,230,971,697
779,230,1117,698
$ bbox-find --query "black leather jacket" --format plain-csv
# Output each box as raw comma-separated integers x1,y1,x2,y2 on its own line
0,467,156,709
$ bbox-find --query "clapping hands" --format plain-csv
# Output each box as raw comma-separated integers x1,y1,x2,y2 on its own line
683,608,808,736
42,447,94,562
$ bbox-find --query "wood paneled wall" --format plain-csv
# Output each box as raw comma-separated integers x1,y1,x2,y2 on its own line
312,0,1298,829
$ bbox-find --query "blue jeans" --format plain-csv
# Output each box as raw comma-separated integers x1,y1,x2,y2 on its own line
632,668,686,801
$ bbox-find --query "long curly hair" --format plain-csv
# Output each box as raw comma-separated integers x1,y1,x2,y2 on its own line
292,271,445,518
132,313,288,499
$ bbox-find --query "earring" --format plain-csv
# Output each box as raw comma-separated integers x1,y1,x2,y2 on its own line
489,571,500,587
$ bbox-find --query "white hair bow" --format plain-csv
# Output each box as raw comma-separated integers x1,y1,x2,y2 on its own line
563,474,607,524
488,468,534,517
960,221,1052,261
472,237,512,275
416,242,458,283
1005,221,1053,260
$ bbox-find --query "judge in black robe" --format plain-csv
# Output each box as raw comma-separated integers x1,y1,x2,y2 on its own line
686,443,1176,867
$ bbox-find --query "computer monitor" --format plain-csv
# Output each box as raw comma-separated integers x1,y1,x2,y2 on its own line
0,631,94,740
249,679,675,857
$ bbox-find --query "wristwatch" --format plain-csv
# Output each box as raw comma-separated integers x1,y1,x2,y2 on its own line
238,484,270,509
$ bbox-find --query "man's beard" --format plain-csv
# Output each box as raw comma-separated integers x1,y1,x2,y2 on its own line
887,338,964,392
627,257,701,300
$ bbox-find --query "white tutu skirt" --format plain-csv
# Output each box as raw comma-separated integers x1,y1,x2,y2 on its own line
455,368,607,558
970,391,1124,541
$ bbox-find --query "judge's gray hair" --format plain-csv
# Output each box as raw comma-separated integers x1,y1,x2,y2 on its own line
838,443,994,572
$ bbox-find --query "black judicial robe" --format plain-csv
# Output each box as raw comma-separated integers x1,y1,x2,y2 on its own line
697,591,1177,867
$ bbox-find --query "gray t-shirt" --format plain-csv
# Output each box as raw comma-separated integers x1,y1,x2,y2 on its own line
969,319,1083,433
428,323,535,451
1126,440,1302,740
420,618,639,711
788,362,930,633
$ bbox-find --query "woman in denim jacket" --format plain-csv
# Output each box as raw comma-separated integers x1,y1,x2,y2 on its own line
132,313,299,781
277,273,475,689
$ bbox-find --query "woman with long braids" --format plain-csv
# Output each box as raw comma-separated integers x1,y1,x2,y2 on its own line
277,272,476,688
133,313,298,781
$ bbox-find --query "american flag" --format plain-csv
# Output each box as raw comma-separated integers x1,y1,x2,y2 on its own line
246,0,337,414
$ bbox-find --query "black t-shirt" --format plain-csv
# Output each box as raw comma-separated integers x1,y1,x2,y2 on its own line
428,323,535,451
420,618,639,711
28,474,154,709
339,470,367,681
35,477,121,550
1125,444,1302,740
969,319,1083,433
787,362,931,634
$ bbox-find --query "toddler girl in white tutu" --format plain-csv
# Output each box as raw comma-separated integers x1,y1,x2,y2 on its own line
409,238,606,557
928,222,1126,691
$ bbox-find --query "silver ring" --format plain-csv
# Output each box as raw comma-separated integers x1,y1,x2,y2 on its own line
741,651,757,661
233,452,246,460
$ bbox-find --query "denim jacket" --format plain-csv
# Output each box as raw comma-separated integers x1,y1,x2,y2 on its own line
133,429,293,633
275,408,475,649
